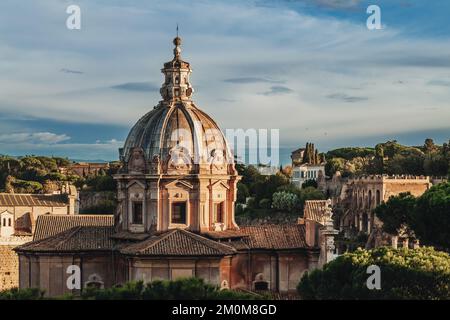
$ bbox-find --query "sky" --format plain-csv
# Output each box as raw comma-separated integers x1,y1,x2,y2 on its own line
0,0,449,164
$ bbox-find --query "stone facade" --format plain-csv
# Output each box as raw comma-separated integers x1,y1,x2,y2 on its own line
0,237,31,290
337,175,431,235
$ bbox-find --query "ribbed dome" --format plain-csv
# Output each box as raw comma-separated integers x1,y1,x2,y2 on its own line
121,101,231,166
119,37,232,173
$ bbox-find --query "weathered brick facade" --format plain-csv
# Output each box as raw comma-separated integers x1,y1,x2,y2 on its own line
0,237,31,290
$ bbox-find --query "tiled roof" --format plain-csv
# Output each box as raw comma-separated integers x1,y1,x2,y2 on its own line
15,226,114,253
303,200,328,224
226,240,250,250
203,230,247,240
238,224,308,250
120,229,236,256
33,214,114,241
110,231,151,241
0,193,68,207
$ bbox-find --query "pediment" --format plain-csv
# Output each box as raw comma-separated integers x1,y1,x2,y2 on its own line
0,210,13,217
165,179,194,190
126,180,146,189
209,180,230,190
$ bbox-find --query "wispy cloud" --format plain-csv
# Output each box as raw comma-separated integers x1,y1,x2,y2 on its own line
0,132,71,144
326,93,368,103
60,68,84,74
110,82,159,92
224,77,285,84
259,85,293,96
217,98,237,102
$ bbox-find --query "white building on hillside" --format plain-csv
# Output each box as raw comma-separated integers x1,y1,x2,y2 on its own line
292,164,325,188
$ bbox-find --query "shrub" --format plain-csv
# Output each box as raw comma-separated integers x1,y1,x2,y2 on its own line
297,247,450,300
0,288,44,300
80,278,259,300
272,191,299,212
302,179,318,189
259,198,271,209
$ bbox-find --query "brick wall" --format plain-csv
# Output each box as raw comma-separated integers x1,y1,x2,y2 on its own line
0,236,32,291
0,245,20,291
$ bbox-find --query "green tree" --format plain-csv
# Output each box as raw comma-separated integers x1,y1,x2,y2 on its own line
374,193,416,234
423,154,448,176
299,186,325,203
253,173,289,206
85,175,116,191
80,199,116,214
302,179,318,189
411,182,450,249
326,147,374,160
297,247,450,300
325,157,345,177
259,198,271,209
423,138,438,154
236,182,249,204
12,179,43,193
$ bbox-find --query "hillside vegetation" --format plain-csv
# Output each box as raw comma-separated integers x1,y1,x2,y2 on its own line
325,139,450,177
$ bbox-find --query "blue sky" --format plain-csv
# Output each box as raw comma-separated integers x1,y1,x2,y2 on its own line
0,0,449,164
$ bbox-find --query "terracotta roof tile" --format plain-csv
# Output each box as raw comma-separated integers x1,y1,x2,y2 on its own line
0,193,68,207
203,230,247,240
120,229,236,256
33,214,114,241
239,224,308,250
15,226,114,253
110,231,151,241
303,200,328,224
226,240,250,250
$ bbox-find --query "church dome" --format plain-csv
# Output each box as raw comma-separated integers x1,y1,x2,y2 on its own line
120,37,232,174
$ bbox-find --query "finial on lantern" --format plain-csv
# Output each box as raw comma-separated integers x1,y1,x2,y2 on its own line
173,24,182,59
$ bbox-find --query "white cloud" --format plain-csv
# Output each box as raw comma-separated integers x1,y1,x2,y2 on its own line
0,132,70,144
